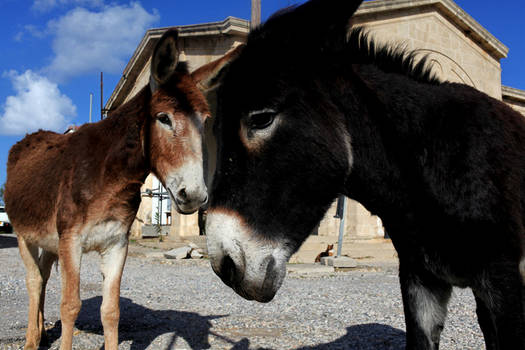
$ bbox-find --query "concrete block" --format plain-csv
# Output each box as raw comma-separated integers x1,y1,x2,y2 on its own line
142,225,170,238
287,264,334,276
320,256,358,268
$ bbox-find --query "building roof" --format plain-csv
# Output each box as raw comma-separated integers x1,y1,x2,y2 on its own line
106,0,510,112
105,17,250,112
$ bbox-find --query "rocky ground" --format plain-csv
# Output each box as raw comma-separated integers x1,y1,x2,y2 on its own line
0,233,485,349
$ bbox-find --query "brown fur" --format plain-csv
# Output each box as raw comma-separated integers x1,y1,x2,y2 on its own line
5,30,214,348
192,45,245,93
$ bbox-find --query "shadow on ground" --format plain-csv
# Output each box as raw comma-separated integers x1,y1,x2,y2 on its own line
294,323,405,350
44,296,248,350
0,234,17,249
44,296,405,350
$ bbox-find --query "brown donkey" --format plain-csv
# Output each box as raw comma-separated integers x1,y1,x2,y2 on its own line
4,29,209,350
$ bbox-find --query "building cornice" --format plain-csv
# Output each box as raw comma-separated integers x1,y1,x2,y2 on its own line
502,85,525,103
105,17,249,112
356,0,508,60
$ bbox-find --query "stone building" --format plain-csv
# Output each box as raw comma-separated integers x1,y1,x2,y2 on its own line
105,0,525,261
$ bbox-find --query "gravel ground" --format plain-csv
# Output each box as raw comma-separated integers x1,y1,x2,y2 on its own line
0,233,485,350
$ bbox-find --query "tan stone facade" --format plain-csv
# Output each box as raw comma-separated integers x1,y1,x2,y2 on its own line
106,0,525,250
353,1,506,98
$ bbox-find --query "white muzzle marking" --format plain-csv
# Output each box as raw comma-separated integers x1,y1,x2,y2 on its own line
165,160,207,214
206,210,292,302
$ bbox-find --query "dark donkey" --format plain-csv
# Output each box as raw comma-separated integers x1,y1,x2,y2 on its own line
5,30,209,350
204,1,525,349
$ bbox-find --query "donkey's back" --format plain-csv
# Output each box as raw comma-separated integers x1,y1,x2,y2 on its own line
6,130,70,246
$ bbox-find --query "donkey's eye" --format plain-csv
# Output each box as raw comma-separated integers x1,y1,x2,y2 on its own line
248,110,276,130
157,113,172,127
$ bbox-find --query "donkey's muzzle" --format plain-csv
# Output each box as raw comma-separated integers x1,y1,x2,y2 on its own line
169,185,208,214
215,254,278,303
206,210,291,303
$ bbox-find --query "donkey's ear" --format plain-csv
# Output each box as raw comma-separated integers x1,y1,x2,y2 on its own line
192,44,244,94
260,0,364,50
150,29,179,93
309,0,364,27
191,45,244,115
287,0,363,30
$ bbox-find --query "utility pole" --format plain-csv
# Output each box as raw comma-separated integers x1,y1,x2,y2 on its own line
100,72,104,120
251,0,261,30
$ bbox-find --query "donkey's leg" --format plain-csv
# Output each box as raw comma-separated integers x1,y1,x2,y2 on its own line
473,293,498,350
17,236,44,350
100,240,128,350
58,237,82,350
473,265,525,350
399,263,452,350
38,250,57,345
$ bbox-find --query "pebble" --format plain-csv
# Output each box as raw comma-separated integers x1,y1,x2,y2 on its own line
0,233,486,349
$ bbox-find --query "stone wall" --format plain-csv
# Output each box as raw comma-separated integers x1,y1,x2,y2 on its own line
317,200,385,239
353,7,503,99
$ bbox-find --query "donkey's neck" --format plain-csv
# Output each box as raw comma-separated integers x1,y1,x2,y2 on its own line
98,86,151,184
340,63,440,221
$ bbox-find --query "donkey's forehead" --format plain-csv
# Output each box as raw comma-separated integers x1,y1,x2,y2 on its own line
152,74,210,119
220,69,284,117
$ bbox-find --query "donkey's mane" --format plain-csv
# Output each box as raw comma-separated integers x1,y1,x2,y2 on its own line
347,27,441,85
249,3,440,86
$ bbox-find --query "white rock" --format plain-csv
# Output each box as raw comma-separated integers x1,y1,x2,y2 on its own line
164,246,191,259
190,250,203,259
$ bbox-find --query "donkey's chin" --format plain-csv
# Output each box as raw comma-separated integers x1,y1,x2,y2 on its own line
214,257,287,303
232,281,279,303
173,201,199,215
167,189,203,215
206,209,292,303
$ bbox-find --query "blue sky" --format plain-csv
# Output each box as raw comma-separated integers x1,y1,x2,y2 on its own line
0,0,523,188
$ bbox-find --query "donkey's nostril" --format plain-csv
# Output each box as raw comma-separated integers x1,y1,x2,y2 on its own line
219,255,237,288
201,194,208,205
177,188,187,200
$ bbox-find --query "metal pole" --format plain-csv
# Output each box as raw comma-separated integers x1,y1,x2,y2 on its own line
158,181,163,226
251,0,261,30
337,196,347,257
89,93,93,123
100,72,104,120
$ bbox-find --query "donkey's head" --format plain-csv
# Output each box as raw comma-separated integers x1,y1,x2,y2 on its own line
205,0,364,301
147,30,209,214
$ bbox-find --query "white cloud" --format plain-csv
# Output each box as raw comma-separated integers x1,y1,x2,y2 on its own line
13,32,24,42
0,70,76,135
14,25,47,42
45,2,159,82
33,0,104,12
